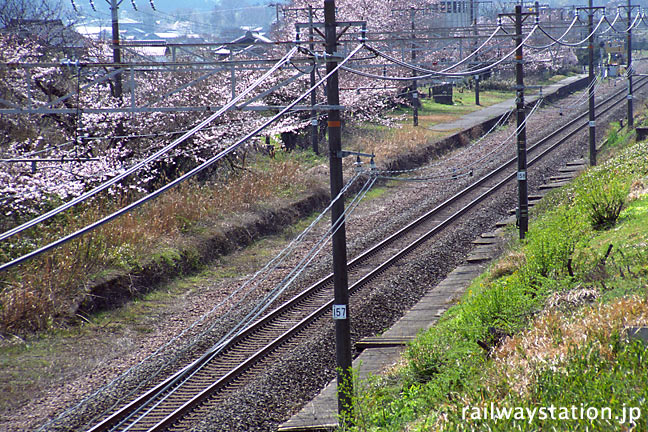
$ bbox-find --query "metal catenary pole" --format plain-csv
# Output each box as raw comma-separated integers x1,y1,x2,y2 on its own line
309,6,319,154
324,0,354,427
110,0,123,98
515,4,529,239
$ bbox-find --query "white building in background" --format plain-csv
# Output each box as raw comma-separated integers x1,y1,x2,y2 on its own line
431,0,474,28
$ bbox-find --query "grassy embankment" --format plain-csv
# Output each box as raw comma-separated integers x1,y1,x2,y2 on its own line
0,88,513,334
344,119,648,431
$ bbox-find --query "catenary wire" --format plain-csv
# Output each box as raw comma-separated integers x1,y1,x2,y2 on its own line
109,171,377,431
380,108,514,175
0,47,299,243
376,98,544,182
600,11,621,35
537,15,605,47
37,170,362,432
0,44,365,272
523,15,579,50
349,26,539,81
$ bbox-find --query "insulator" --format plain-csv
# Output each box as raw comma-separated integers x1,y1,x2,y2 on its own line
354,155,363,173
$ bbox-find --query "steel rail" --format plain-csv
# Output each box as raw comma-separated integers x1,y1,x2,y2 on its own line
86,77,646,432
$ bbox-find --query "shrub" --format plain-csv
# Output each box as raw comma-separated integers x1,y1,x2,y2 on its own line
605,122,621,147
524,208,587,278
577,170,629,230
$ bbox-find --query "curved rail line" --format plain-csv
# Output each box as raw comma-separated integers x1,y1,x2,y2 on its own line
85,77,647,432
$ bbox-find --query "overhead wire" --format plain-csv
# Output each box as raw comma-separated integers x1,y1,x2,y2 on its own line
0,44,365,272
0,47,299,243
18,10,636,428
1,140,76,159
373,24,539,76
435,25,503,72
452,97,544,170
380,108,514,176
38,169,364,432
523,15,579,50
542,72,603,112
537,14,605,47
376,98,545,182
600,11,621,35
641,13,648,28
627,11,643,32
348,25,539,81
105,171,378,431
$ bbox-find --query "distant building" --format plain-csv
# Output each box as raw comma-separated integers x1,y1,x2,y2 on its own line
215,29,273,58
430,0,474,28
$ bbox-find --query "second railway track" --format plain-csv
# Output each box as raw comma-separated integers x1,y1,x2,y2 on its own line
84,77,648,432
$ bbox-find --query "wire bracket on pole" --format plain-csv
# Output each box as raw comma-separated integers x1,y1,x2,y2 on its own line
514,85,543,90
324,52,345,61
337,150,375,159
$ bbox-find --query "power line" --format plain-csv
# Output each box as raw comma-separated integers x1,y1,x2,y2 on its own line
537,14,605,47
0,44,365,271
37,169,364,432
114,171,377,430
0,47,299,243
523,14,578,49
350,27,540,81
377,97,544,181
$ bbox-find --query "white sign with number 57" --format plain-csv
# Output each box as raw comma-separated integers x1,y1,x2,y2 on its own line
332,304,347,320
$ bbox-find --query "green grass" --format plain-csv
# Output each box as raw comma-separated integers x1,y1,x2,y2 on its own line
345,117,648,431
393,89,514,121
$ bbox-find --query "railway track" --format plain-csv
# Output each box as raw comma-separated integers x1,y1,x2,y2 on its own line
85,77,647,432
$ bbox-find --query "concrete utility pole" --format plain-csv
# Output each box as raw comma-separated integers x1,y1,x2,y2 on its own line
110,0,123,98
626,0,634,128
324,0,353,427
588,0,596,166
514,5,528,240
579,0,604,166
393,6,431,126
288,5,324,153
309,6,319,154
473,2,480,106
500,5,536,239
411,7,418,126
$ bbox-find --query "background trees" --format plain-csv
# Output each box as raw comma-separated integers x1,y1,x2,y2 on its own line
0,0,69,27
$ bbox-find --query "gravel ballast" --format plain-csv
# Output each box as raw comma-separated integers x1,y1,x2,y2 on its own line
2,77,645,432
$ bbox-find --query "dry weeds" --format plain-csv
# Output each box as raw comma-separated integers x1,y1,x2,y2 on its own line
488,250,527,280
492,295,648,396
1,160,306,333
629,178,648,201
358,125,442,161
